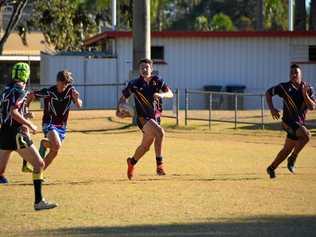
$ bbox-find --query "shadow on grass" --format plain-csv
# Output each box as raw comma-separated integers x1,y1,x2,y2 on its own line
7,174,262,187
238,119,316,133
26,215,316,237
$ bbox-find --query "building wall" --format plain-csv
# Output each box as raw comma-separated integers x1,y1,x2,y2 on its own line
40,54,120,109
41,36,316,109
116,36,316,109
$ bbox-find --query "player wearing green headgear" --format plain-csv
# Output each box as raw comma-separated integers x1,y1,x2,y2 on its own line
0,62,57,210
11,62,31,83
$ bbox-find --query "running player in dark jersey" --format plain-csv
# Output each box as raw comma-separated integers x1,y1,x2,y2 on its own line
266,64,316,178
22,70,82,171
0,62,57,210
117,58,173,180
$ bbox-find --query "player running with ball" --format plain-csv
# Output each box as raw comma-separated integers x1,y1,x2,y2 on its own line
266,64,316,178
117,58,173,180
0,62,57,210
22,70,82,171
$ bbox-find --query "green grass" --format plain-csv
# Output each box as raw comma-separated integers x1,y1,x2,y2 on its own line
0,110,316,237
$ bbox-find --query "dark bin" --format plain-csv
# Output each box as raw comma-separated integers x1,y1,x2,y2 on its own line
225,85,246,110
204,85,223,109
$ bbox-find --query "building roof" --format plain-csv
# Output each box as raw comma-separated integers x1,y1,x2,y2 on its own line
2,32,54,56
85,31,316,46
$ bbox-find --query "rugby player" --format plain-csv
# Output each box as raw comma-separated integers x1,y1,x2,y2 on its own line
22,70,82,171
0,62,57,210
117,58,173,180
266,64,316,178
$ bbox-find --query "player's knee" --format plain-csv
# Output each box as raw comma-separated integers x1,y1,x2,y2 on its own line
156,128,165,139
50,142,61,151
33,159,44,172
304,131,311,143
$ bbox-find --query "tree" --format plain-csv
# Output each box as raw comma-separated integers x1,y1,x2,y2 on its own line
0,0,28,54
256,0,264,30
29,0,97,51
310,0,316,30
294,0,306,31
264,0,288,30
194,16,209,31
210,13,234,31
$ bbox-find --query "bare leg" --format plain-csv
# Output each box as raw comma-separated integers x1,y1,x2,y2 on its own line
17,145,44,173
154,126,165,158
0,150,12,177
270,138,296,170
292,126,311,157
43,130,61,170
132,123,156,161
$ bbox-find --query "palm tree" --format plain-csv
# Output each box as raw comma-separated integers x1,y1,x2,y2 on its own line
256,0,264,31
294,0,306,31
310,0,316,30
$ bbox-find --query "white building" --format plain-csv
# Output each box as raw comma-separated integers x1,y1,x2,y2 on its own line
41,31,316,109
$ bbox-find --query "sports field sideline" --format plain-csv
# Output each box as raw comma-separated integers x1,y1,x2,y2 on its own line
0,110,315,237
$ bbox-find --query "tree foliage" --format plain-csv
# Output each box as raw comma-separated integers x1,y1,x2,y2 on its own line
0,0,28,54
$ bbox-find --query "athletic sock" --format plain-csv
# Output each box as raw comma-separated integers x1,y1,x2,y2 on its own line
288,153,298,161
39,143,47,159
33,172,44,204
156,156,163,166
33,180,43,204
130,157,138,165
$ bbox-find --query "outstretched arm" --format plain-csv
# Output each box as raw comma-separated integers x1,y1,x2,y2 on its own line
154,87,173,99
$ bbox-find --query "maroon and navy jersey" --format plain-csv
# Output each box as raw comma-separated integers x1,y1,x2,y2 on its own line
267,81,316,124
33,85,75,127
0,83,28,129
122,76,169,119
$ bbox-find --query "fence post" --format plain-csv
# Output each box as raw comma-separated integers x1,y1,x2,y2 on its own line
209,93,212,129
185,89,188,126
261,94,265,129
176,88,180,127
234,94,238,129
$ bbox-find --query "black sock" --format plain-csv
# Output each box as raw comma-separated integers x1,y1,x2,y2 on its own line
33,180,43,204
289,154,298,161
156,156,163,166
131,157,138,165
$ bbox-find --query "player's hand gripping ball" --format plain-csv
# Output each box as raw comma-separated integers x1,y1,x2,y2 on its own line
116,98,134,118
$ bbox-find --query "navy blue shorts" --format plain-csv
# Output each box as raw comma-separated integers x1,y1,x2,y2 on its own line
282,121,301,140
136,117,161,131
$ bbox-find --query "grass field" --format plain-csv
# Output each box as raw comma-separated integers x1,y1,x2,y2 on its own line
0,110,316,237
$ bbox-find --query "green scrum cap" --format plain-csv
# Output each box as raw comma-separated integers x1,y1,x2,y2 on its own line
12,62,30,83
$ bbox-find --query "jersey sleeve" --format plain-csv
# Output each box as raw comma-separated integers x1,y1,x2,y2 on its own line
10,89,25,109
122,81,134,98
157,78,169,93
267,84,283,97
33,88,50,98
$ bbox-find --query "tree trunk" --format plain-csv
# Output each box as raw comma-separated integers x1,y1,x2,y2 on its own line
294,0,306,31
310,0,316,30
0,0,28,55
256,0,264,31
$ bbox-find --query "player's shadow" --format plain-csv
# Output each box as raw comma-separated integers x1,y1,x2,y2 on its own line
238,119,316,133
24,215,316,237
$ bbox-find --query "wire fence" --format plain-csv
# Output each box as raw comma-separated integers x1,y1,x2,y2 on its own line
4,83,304,130
184,89,266,129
